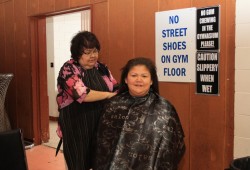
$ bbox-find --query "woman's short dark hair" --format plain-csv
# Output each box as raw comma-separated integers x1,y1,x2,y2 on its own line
118,57,159,94
70,31,100,61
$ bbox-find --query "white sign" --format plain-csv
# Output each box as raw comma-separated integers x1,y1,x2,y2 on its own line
155,8,196,82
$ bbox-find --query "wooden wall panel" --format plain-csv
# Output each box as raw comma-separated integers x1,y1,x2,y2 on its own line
190,95,226,169
0,3,17,133
159,0,191,11
108,0,134,81
39,0,55,14
3,1,17,129
193,0,221,7
27,0,39,16
224,0,235,167
37,18,50,142
55,0,70,11
90,0,107,4
92,2,109,66
14,0,33,139
70,0,90,8
2,2,14,73
160,82,190,169
0,5,5,70
30,17,41,144
134,0,157,58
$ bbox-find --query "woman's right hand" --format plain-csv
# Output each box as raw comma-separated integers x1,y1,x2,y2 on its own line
107,92,117,99
83,90,117,102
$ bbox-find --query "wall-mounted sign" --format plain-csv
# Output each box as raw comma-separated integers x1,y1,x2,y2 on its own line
196,51,219,95
196,6,220,51
155,8,196,82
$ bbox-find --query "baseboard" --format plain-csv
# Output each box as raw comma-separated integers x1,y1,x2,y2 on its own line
24,140,35,149
49,116,58,121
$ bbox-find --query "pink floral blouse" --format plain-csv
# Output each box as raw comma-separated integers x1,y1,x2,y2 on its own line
56,59,117,110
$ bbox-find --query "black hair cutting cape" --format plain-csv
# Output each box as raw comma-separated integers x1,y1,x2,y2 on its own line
94,91,185,170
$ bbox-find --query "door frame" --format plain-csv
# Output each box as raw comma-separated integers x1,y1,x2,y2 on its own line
30,16,49,144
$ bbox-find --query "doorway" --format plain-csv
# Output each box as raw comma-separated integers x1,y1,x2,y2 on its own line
43,10,91,148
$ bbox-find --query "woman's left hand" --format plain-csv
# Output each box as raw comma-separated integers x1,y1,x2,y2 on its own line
56,124,63,138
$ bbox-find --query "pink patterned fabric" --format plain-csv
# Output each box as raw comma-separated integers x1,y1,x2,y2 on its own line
56,59,117,109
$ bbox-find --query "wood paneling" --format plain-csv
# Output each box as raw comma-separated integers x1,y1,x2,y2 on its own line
159,0,191,11
0,1,17,133
90,0,107,4
27,0,39,16
224,0,235,167
70,0,90,8
108,0,134,81
160,82,190,169
37,18,49,142
193,0,221,8
30,17,41,144
3,1,17,129
134,0,157,58
39,0,55,14
14,0,33,139
0,0,9,2
3,1,14,73
55,0,70,11
0,5,5,66
190,94,226,169
92,2,109,65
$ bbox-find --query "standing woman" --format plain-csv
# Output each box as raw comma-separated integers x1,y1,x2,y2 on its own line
56,31,118,170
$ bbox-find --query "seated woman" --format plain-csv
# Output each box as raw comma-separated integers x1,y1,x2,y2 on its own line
94,57,185,170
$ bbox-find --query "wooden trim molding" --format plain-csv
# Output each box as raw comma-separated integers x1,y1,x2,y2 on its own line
49,116,59,122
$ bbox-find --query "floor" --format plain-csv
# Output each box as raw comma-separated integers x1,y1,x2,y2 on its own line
25,120,66,170
26,145,66,170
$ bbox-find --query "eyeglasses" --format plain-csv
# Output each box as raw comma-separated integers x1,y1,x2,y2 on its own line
82,48,99,55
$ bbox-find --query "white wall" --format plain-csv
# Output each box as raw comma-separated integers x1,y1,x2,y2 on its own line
234,0,250,158
46,11,90,117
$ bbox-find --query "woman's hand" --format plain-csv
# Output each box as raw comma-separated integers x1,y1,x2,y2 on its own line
107,92,117,99
83,90,117,102
56,124,63,138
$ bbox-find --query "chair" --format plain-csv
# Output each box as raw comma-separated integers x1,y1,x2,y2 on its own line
0,73,13,132
230,156,250,170
0,128,28,170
